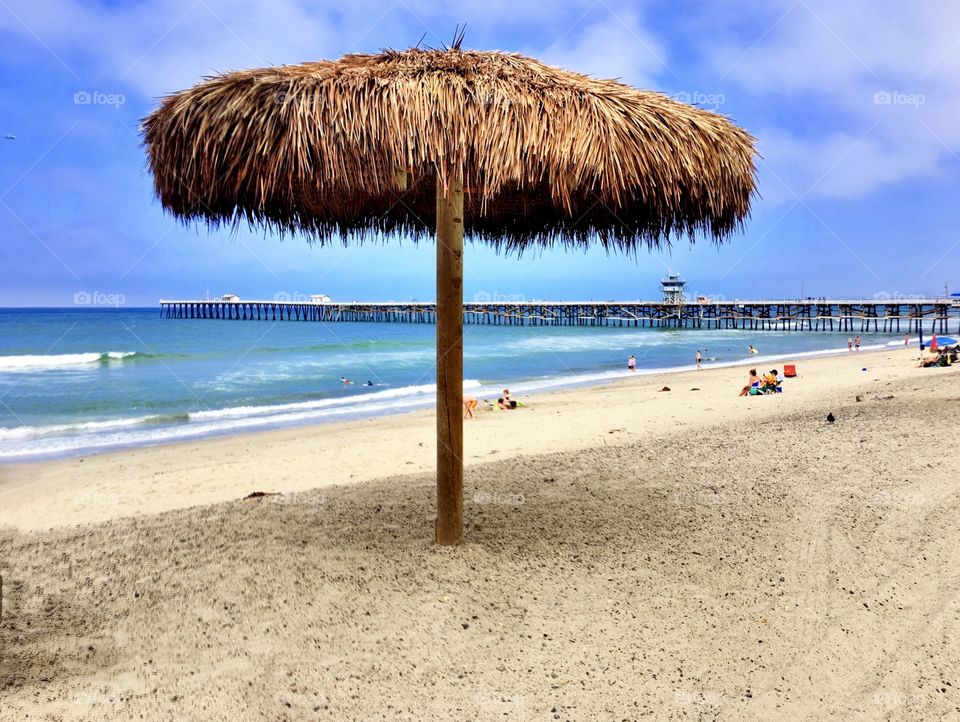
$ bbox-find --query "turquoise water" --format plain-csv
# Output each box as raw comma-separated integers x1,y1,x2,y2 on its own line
0,308,907,461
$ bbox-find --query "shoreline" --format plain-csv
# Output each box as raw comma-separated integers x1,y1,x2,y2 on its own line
0,343,937,531
0,337,908,463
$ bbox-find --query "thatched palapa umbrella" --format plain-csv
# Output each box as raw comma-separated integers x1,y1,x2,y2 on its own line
143,41,757,545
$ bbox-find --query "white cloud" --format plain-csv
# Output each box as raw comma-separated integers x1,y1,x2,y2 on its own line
536,8,668,86
4,0,960,205
704,0,960,200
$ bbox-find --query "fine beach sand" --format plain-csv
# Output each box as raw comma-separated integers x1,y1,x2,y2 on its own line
1,346,959,719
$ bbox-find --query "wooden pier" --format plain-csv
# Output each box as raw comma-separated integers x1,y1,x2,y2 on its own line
160,298,960,333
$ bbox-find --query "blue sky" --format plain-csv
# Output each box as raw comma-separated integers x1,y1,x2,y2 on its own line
1,0,958,306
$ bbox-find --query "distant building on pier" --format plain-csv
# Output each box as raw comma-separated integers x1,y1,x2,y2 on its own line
660,271,686,304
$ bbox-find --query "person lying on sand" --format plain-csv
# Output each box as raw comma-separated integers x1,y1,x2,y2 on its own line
739,369,762,397
919,350,954,368
463,397,479,418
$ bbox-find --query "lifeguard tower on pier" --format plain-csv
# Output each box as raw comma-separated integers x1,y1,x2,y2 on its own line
660,271,686,304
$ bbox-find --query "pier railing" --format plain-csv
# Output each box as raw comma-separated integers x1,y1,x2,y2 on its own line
159,298,960,333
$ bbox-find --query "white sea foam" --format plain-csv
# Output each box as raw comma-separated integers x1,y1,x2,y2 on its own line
0,339,902,462
0,416,151,441
0,351,137,371
0,379,483,460
191,380,481,421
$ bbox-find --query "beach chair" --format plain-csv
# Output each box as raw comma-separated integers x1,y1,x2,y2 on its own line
783,364,797,378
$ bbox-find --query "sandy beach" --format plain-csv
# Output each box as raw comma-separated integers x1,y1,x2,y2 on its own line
2,346,959,719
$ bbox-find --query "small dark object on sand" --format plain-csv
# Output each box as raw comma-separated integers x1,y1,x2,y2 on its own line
660,386,671,392
826,412,835,423
244,491,280,499
855,394,864,402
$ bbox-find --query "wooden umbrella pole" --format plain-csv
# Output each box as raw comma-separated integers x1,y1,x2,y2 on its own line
435,173,465,545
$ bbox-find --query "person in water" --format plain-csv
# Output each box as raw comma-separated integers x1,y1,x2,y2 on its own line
627,354,636,371
695,350,702,369
340,376,353,385
748,345,758,354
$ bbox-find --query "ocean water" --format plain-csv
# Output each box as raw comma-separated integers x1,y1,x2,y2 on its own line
0,308,908,461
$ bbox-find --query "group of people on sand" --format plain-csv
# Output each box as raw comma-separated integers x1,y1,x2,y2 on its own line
463,388,519,418
739,368,783,396
919,345,958,368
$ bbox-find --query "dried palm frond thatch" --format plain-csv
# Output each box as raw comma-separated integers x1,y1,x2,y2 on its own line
143,47,756,251
142,45,758,546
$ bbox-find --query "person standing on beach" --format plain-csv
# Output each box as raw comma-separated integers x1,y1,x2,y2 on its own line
847,337,853,352
695,350,702,369
628,354,636,372
904,333,910,346
855,335,861,351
